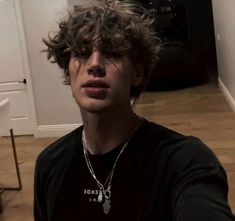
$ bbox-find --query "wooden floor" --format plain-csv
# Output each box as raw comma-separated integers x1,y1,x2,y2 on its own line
0,78,235,220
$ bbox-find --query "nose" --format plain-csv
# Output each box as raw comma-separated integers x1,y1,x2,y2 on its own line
87,51,105,77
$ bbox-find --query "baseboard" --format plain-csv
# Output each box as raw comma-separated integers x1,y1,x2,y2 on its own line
218,77,235,112
34,123,82,138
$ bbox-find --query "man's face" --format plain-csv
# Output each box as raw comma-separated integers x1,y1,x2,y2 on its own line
68,47,143,113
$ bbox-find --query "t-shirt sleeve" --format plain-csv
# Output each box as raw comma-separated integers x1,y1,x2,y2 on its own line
171,137,235,221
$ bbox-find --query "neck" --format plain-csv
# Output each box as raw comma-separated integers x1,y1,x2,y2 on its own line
81,108,141,155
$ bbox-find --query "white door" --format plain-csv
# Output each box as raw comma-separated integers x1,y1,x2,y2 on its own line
0,0,36,135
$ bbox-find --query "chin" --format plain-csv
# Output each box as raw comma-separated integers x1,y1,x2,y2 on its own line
76,96,128,114
84,106,109,113
79,100,113,114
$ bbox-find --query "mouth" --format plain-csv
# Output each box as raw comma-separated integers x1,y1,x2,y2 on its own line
82,80,109,88
82,80,109,99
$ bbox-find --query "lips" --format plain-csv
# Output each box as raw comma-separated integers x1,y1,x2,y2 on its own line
82,80,109,88
82,80,109,99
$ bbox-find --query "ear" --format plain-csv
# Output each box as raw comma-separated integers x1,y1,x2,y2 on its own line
131,64,144,86
63,74,71,85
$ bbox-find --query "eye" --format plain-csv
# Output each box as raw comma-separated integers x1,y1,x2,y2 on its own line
73,49,91,59
74,51,89,58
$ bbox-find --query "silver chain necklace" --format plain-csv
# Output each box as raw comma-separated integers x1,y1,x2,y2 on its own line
82,125,139,214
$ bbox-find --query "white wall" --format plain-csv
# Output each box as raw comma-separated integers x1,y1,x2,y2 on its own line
212,0,235,111
20,0,82,136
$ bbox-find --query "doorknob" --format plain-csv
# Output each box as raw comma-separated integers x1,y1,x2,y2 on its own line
18,79,27,84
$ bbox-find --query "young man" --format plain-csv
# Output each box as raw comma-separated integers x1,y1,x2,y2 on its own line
34,0,235,220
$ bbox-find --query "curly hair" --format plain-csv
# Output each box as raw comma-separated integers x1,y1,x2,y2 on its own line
43,0,160,97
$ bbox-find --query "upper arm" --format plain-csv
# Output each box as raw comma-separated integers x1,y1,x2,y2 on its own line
170,137,235,220
173,169,235,221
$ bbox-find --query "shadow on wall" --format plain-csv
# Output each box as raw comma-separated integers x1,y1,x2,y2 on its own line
145,41,209,91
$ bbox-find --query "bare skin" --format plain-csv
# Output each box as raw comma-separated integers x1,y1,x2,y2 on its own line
68,47,144,154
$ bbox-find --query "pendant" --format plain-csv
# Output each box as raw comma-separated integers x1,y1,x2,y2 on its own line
104,189,111,199
98,190,103,203
103,198,111,214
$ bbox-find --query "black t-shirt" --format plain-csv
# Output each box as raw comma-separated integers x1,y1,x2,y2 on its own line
34,119,235,221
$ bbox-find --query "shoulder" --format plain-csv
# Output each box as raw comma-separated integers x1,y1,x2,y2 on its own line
168,136,223,176
164,133,220,165
140,119,222,170
35,126,83,174
140,119,227,190
139,118,188,144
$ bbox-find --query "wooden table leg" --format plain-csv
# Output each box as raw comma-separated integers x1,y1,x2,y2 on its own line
0,188,4,214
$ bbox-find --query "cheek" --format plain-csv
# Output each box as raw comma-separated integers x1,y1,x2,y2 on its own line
68,59,81,80
68,62,81,94
109,66,129,90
